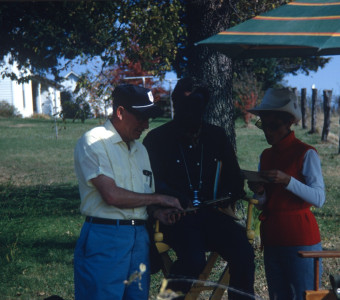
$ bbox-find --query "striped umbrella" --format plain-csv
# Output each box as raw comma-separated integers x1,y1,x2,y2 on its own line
197,0,340,58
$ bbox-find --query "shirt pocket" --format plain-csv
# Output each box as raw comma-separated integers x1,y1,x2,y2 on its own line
142,169,153,193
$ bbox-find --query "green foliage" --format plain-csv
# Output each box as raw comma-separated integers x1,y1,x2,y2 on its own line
0,2,121,82
0,1,184,83
230,0,289,26
117,1,184,75
0,100,20,118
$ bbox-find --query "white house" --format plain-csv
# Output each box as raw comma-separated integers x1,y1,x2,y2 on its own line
0,58,112,118
63,71,80,93
0,57,62,118
62,71,112,117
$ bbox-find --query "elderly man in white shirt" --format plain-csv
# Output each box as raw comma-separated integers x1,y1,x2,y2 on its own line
73,84,182,300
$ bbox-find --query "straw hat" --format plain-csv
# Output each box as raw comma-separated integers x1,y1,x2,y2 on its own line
248,88,301,122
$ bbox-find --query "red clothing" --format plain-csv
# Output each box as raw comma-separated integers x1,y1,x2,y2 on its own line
260,131,321,246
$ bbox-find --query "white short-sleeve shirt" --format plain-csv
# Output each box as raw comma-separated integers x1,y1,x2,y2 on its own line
74,120,154,220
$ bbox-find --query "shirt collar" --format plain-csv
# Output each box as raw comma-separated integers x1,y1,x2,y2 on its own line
104,119,137,151
104,120,122,144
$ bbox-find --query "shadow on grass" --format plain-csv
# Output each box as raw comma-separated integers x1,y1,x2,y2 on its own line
0,183,82,270
30,238,78,264
0,183,81,218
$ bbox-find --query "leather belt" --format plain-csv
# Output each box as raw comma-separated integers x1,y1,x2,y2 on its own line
85,216,146,226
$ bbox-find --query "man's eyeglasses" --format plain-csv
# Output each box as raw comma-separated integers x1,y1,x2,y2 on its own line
255,119,284,131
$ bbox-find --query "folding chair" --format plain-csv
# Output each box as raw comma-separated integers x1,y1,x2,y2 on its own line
154,198,258,300
298,250,340,300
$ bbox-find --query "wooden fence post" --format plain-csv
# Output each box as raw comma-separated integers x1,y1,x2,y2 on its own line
309,88,318,134
301,88,307,129
292,87,299,127
321,90,332,141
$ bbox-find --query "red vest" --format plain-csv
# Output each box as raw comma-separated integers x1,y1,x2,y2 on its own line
260,131,321,246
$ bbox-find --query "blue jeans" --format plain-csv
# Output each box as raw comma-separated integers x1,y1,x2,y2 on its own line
74,222,150,300
264,243,322,300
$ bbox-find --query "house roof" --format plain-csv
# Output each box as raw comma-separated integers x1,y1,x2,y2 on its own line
64,71,80,80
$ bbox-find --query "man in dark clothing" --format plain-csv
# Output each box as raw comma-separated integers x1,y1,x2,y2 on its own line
143,78,255,300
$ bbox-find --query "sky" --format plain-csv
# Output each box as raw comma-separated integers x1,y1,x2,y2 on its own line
283,55,340,98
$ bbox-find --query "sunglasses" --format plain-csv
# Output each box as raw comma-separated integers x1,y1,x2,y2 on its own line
255,119,284,131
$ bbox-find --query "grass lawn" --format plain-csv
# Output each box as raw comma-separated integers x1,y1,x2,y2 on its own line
0,115,339,299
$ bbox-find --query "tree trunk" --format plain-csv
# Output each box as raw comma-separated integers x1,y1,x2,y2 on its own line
309,88,318,134
321,90,332,141
301,88,307,129
185,0,236,148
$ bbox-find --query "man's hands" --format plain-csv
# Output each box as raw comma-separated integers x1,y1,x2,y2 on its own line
153,208,182,225
156,194,183,211
151,194,183,225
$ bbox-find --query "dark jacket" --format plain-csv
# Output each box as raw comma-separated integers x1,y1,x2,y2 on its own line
143,120,244,207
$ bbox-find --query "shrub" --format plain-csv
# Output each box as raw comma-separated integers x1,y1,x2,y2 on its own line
0,100,20,117
233,72,263,126
31,113,51,120
60,91,93,123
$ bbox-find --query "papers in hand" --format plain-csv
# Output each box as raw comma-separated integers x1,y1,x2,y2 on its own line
241,169,269,183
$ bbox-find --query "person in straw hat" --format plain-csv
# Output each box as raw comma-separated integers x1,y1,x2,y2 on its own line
247,87,325,300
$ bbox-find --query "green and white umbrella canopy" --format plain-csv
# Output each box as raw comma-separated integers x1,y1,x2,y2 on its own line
197,0,340,58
